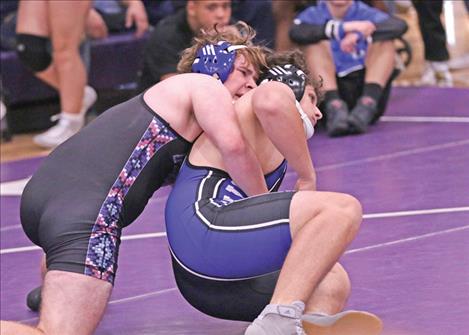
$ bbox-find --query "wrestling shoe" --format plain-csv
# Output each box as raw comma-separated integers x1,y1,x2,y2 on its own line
33,86,97,148
347,96,377,134
302,310,383,335
26,286,42,312
325,99,349,137
245,301,306,335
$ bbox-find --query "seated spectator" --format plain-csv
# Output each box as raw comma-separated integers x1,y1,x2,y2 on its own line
290,0,407,136
137,0,232,92
87,0,148,39
137,0,274,92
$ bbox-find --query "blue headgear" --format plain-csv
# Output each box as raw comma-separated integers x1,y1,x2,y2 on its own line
191,41,246,82
259,64,315,139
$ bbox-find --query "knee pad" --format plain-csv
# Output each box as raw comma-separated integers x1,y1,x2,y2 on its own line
16,34,52,72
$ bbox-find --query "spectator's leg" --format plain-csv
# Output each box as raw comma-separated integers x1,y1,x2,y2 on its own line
348,40,394,134
412,0,449,62
31,0,96,149
304,42,349,136
48,0,91,115
412,0,452,86
365,40,395,87
16,0,59,89
272,0,298,51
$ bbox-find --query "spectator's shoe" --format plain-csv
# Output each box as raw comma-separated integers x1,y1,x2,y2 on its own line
420,61,453,87
33,86,97,148
80,85,98,115
325,99,349,137
33,112,85,148
245,301,306,335
302,310,383,335
26,286,42,312
1,99,12,142
348,97,377,134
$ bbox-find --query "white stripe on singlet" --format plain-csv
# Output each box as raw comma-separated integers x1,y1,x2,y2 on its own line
169,246,278,281
194,171,289,231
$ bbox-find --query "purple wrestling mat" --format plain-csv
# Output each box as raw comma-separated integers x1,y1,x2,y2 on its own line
1,87,469,334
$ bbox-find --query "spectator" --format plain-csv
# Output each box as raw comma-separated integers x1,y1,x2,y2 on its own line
15,0,148,148
15,0,95,148
290,0,407,136
411,1,453,87
87,0,148,39
137,0,232,92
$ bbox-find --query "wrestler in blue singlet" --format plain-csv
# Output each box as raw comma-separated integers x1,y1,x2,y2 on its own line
166,158,292,280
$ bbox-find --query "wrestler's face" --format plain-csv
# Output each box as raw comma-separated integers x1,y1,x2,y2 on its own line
224,54,258,100
299,85,323,126
187,0,231,31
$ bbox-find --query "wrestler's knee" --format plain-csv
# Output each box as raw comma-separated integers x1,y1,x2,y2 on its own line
333,193,362,232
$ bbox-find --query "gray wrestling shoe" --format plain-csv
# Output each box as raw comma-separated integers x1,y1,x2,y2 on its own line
325,99,349,137
244,301,306,335
348,96,378,134
302,310,383,335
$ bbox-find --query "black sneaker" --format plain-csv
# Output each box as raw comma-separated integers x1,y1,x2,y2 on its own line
325,99,349,137
26,286,42,312
348,97,378,134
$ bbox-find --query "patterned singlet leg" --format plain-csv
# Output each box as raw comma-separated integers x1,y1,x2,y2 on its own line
84,117,177,283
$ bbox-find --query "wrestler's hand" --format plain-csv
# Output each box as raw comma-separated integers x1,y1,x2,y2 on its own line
295,177,316,192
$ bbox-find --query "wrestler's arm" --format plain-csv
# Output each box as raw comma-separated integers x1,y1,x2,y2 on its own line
252,82,317,190
191,77,268,196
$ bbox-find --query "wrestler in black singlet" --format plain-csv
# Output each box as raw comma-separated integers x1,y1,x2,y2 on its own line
21,94,191,284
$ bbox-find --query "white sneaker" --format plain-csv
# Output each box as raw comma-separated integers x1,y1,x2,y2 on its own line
33,86,97,148
420,61,453,87
0,100,6,120
33,113,84,148
81,85,98,115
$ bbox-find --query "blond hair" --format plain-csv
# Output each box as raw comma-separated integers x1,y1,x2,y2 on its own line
177,21,267,76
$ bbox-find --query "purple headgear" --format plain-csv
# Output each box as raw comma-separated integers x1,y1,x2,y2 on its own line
191,41,246,82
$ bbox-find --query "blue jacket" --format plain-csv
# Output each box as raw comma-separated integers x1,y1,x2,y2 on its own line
290,0,407,76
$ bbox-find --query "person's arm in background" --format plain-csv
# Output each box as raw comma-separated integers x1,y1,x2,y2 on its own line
191,76,268,196
289,6,330,45
86,8,109,39
121,0,149,37
252,82,316,191
352,2,407,41
290,3,407,46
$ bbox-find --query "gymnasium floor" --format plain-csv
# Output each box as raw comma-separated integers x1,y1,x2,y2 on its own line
1,86,468,335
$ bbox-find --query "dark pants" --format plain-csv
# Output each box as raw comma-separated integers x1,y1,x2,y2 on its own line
412,0,449,62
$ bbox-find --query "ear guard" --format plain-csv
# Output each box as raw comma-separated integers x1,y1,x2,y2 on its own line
191,41,246,82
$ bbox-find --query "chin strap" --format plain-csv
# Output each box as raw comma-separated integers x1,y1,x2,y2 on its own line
295,100,315,139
